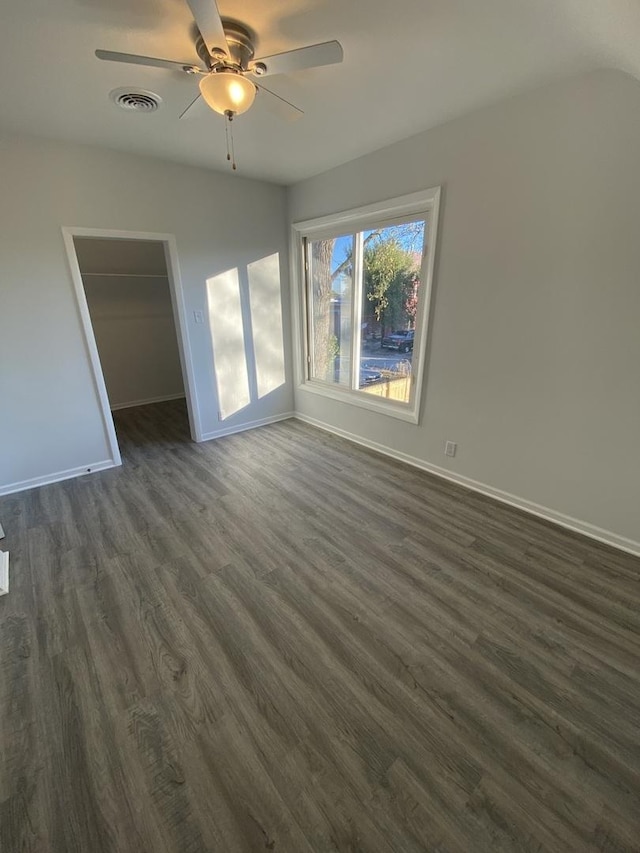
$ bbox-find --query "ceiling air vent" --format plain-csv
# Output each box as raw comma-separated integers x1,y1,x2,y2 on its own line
109,88,162,112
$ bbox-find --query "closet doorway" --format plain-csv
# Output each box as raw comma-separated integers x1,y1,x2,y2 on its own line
63,228,201,466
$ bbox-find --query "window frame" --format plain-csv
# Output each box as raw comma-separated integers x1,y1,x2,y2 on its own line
291,187,441,424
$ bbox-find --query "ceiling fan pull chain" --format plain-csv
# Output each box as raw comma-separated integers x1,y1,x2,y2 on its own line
224,110,237,170
224,110,232,163
231,121,237,171
225,110,237,170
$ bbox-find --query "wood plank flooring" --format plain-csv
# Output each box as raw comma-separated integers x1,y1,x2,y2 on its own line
1,399,639,852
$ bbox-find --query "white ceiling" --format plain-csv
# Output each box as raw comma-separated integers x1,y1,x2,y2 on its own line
1,0,639,184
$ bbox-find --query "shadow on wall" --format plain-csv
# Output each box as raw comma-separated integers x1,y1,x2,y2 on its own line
206,253,286,421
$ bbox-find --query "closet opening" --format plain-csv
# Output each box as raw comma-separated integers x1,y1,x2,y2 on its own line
64,229,200,467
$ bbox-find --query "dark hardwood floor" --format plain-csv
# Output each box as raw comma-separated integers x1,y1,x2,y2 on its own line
1,399,639,852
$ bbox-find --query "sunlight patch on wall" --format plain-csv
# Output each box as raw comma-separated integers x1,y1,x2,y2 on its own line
248,253,286,399
207,268,250,419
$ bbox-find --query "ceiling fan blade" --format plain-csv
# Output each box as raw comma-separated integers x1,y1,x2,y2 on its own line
179,92,209,119
95,49,204,74
256,83,304,122
252,40,343,77
186,0,229,56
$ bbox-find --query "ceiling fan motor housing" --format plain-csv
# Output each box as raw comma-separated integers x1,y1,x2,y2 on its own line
196,20,255,70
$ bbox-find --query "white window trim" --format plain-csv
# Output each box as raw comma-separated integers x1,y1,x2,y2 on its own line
291,187,441,424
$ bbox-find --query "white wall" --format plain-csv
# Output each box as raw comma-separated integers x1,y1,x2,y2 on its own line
288,69,640,549
0,135,292,493
77,238,184,409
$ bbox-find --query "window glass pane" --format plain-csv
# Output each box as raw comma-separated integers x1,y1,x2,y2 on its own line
358,219,426,404
308,234,354,386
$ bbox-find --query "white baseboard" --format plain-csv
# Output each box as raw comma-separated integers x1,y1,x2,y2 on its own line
110,393,186,411
295,413,640,559
200,411,295,442
0,550,8,596
0,459,118,497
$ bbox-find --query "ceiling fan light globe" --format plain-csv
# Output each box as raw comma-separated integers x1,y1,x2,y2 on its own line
199,71,256,115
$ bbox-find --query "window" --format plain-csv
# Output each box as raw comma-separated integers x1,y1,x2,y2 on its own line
293,188,441,423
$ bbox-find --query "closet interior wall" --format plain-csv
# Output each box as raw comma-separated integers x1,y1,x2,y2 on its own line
75,237,185,411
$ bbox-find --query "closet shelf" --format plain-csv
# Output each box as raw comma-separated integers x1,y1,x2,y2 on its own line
81,272,169,278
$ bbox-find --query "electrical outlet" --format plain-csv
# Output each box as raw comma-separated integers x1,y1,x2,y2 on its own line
193,309,204,324
444,440,457,458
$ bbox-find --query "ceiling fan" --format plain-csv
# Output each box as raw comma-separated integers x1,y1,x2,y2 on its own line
96,0,343,168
